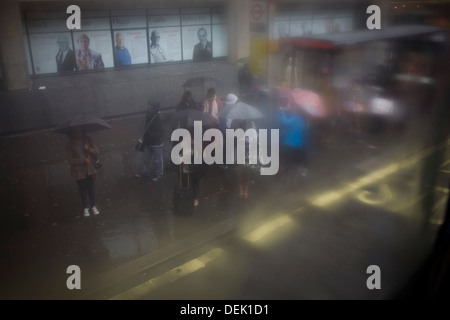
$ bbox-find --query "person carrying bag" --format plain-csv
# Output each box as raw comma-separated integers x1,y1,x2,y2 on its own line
135,100,165,181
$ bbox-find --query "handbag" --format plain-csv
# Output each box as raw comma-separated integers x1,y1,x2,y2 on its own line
135,113,158,152
135,139,145,152
92,156,102,169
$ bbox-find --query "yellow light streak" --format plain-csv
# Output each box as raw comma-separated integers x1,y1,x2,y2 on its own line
439,159,450,173
109,248,224,300
434,186,450,194
243,214,294,243
432,196,449,213
356,184,392,205
311,140,450,208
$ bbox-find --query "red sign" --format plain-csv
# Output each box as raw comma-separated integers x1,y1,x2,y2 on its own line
251,3,264,22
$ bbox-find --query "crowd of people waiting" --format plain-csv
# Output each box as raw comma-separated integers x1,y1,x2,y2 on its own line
66,85,310,216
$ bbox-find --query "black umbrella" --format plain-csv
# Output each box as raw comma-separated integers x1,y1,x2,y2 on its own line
170,109,218,128
54,115,112,134
182,77,219,89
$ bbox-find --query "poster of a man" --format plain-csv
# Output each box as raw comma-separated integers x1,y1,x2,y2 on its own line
193,27,212,61
149,30,167,63
75,33,105,70
114,32,132,66
56,35,76,72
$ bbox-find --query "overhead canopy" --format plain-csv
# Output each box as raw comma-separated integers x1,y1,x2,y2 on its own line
279,25,445,49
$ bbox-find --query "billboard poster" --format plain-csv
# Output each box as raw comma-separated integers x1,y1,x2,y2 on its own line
73,31,114,70
27,19,67,34
113,30,148,66
181,13,211,26
111,15,147,30
29,32,75,74
312,18,334,35
148,27,182,63
148,14,181,28
333,17,353,33
272,20,290,39
290,20,313,36
23,7,228,75
212,24,227,58
182,25,212,61
79,17,111,31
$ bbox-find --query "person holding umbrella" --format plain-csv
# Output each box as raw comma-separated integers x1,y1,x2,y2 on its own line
66,126,100,217
55,115,111,217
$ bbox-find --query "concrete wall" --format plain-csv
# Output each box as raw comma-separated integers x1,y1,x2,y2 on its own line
0,60,239,134
0,0,30,91
227,0,251,64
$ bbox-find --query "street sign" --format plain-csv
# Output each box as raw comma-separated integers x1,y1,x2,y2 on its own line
250,0,267,25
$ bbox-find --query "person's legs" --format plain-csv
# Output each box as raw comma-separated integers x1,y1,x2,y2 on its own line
243,167,251,198
285,145,296,173
238,167,244,197
279,143,289,175
137,145,152,177
237,166,251,198
76,179,88,208
192,173,200,206
76,178,89,216
86,175,96,208
152,145,164,179
296,148,308,176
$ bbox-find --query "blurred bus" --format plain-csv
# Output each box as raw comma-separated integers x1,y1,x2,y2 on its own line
277,24,448,134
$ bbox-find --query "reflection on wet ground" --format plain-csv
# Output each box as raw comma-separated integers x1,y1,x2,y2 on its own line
0,111,448,299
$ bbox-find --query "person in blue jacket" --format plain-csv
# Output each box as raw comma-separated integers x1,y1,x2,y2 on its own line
279,106,309,176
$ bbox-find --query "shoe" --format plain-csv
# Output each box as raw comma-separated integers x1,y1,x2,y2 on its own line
91,206,100,215
83,208,90,217
135,173,143,178
151,175,162,182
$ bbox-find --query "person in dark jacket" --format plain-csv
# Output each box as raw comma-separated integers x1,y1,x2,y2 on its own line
238,63,253,95
136,100,164,181
176,91,199,112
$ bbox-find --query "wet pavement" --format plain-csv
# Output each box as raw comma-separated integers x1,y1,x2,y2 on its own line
0,109,448,299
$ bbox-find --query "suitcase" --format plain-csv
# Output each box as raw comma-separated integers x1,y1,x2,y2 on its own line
173,164,194,216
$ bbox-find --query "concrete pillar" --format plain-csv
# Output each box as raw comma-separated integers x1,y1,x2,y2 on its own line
227,0,251,64
0,0,30,91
